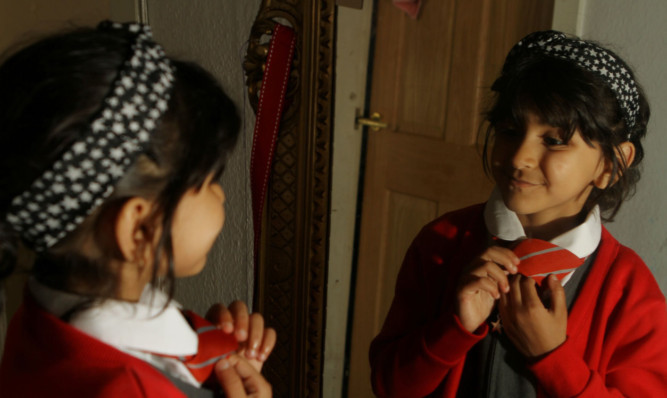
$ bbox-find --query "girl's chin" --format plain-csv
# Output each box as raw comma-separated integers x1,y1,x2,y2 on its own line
500,195,541,216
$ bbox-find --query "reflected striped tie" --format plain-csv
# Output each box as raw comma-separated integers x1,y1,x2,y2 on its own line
490,239,586,333
512,239,585,284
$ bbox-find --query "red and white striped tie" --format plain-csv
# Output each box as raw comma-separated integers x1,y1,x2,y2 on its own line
179,310,239,387
512,238,585,284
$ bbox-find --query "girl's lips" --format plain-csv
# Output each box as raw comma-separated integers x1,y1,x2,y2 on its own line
510,177,539,188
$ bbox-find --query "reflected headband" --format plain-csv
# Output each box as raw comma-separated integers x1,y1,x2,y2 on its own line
5,21,175,251
505,30,640,131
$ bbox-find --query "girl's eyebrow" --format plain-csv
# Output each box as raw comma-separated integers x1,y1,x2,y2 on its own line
541,128,567,139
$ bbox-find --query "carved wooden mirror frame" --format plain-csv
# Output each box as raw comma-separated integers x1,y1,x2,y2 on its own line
243,1,335,396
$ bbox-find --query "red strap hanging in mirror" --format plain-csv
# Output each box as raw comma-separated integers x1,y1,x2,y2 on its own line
250,24,296,267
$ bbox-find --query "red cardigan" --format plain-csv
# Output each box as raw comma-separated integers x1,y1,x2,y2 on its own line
369,203,667,397
0,293,186,397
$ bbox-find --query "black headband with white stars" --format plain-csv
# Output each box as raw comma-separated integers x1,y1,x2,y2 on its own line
504,30,640,132
5,21,175,251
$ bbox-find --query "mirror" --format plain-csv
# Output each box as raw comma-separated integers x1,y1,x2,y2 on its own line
245,1,667,397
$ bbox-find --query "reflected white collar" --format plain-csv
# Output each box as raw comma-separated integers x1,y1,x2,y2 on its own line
29,279,198,357
483,188,601,258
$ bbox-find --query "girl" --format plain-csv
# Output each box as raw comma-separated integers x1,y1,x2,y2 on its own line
0,22,274,397
370,31,667,397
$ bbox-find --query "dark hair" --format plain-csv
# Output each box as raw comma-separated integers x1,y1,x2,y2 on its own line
0,26,240,303
482,51,649,222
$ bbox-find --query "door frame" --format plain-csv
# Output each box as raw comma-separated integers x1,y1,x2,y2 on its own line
244,1,336,397
325,3,375,398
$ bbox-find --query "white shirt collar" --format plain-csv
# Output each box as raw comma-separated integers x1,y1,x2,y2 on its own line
29,279,198,357
483,187,601,258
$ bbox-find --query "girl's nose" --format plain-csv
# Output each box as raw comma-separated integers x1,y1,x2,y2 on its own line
511,136,538,170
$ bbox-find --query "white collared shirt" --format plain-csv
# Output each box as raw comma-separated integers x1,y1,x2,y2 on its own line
483,188,601,285
29,279,202,387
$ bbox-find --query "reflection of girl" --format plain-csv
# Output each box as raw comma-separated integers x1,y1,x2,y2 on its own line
0,22,273,397
370,31,667,397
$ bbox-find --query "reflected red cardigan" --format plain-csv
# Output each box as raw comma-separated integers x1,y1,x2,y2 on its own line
370,203,667,397
0,293,186,397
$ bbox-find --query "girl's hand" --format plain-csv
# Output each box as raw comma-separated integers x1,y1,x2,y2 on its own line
215,354,272,398
498,274,567,357
456,246,519,333
206,301,277,371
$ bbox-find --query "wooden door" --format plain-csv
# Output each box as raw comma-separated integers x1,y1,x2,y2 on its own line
347,0,554,396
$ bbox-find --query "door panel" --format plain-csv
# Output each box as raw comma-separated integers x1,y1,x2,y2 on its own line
395,1,456,137
377,192,439,329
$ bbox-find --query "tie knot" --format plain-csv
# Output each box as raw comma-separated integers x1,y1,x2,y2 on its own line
180,310,239,387
512,238,584,283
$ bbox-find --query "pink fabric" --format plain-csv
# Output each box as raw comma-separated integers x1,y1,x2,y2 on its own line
393,0,422,19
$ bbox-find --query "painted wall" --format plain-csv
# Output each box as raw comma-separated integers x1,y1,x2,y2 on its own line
145,0,261,313
581,0,667,293
0,0,110,51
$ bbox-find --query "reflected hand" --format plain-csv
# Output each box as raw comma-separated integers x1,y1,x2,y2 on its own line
498,274,567,357
456,246,519,332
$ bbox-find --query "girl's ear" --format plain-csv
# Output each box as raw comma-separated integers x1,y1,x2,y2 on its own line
594,142,636,189
617,141,636,169
114,197,154,262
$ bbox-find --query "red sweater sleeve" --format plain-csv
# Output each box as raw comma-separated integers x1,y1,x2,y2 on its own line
528,241,667,397
369,207,488,397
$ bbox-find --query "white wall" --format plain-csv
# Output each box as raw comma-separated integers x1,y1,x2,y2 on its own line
145,0,261,312
581,0,667,293
325,4,374,397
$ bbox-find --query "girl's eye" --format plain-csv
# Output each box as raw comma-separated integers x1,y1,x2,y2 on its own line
544,136,566,147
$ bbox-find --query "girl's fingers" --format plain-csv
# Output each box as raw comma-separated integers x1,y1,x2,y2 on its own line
245,313,265,359
229,301,250,341
546,274,567,316
215,354,272,398
507,274,525,305
257,327,277,362
231,355,272,397
205,303,234,334
518,274,540,306
480,246,520,274
245,314,277,362
216,355,245,396
478,263,511,294
206,301,275,363
461,274,502,300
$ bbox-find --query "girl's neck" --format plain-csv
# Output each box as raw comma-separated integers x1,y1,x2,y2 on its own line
114,258,152,302
519,211,586,241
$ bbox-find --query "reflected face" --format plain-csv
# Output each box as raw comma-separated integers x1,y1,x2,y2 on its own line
170,174,226,277
491,113,607,227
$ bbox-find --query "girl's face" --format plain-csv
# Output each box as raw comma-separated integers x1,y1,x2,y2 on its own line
170,174,226,277
491,112,608,230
